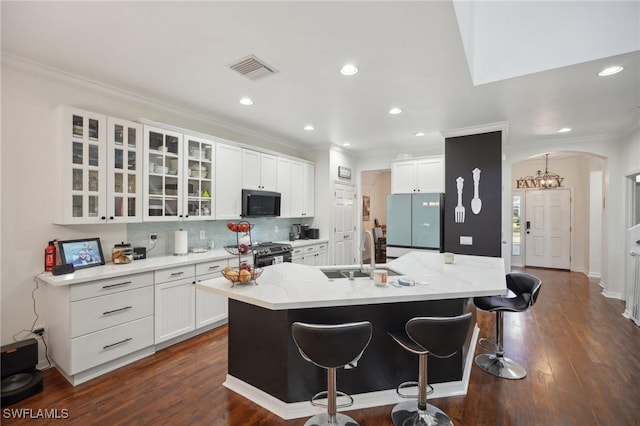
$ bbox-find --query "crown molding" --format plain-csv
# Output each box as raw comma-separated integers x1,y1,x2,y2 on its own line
441,121,510,143
1,52,306,155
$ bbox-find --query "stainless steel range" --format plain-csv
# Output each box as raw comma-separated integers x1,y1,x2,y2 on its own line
253,242,293,267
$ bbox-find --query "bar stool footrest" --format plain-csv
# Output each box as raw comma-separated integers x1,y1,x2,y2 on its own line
478,337,502,353
310,390,354,409
396,380,434,399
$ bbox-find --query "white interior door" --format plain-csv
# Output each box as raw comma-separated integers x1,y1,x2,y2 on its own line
334,184,356,265
525,189,571,269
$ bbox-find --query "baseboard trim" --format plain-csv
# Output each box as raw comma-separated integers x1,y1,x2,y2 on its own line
622,310,640,326
601,289,623,300
223,324,479,420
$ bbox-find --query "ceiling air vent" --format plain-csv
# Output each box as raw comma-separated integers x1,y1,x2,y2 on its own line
228,55,278,81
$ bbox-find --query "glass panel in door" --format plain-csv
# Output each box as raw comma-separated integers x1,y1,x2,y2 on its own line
72,195,83,217
88,196,99,217
128,127,136,147
386,194,412,246
72,115,83,138
411,193,442,249
114,197,124,217
127,197,136,217
114,125,124,144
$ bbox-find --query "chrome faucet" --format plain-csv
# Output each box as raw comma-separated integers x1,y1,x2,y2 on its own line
360,230,375,278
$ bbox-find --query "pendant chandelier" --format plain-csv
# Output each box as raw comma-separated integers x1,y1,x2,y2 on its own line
516,154,564,189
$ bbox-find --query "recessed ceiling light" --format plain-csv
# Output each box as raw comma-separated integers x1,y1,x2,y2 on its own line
414,131,426,137
598,66,623,77
340,64,358,76
343,142,351,147
304,125,314,131
239,97,253,106
389,107,402,115
557,127,572,133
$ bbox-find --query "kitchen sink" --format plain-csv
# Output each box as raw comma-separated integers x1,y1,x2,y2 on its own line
320,267,402,279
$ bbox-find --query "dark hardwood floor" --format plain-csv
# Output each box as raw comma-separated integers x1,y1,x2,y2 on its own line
3,267,640,425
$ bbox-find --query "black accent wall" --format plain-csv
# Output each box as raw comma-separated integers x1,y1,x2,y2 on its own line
444,131,502,257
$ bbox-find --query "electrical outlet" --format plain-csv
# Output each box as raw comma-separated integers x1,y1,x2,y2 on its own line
200,230,206,240
149,233,157,244
33,324,46,336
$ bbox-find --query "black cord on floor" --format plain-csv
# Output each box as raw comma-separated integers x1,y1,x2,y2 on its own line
11,271,52,369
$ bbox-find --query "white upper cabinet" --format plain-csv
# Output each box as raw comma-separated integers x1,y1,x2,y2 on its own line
241,149,277,191
183,134,214,220
56,106,143,224
106,117,143,223
276,157,291,217
215,142,242,220
291,160,315,217
391,156,444,194
143,125,184,221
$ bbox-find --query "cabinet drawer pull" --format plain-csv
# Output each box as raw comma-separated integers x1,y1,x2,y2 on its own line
208,265,220,270
103,337,132,350
102,281,132,289
102,306,132,316
170,271,184,277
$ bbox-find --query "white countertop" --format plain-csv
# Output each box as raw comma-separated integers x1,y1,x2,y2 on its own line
36,239,329,287
37,248,236,286
197,251,507,310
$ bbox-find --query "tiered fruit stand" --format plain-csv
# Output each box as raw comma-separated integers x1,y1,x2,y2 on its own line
222,220,262,286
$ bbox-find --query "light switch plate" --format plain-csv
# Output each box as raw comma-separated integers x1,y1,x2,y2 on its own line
460,236,473,245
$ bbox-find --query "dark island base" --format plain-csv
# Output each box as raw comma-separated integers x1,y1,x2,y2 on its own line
228,298,476,404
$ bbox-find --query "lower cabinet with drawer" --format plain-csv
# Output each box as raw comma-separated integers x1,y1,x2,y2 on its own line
155,261,229,346
195,259,229,328
41,257,231,385
45,272,156,385
292,242,328,266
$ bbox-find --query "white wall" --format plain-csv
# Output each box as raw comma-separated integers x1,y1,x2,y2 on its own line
0,59,308,346
589,170,603,280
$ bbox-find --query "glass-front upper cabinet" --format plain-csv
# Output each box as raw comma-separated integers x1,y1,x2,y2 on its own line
143,125,184,221
57,107,107,224
107,118,142,223
184,134,214,220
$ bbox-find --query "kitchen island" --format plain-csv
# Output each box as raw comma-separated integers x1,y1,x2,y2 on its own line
197,251,506,419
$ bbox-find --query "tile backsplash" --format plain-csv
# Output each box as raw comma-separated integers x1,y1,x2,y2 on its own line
127,217,315,257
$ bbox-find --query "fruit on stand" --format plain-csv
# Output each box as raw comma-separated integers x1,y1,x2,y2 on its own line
239,269,251,282
223,220,259,285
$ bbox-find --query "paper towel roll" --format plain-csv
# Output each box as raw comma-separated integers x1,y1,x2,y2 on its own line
174,230,188,256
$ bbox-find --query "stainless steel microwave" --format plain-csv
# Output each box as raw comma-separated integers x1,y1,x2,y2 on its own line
241,189,281,218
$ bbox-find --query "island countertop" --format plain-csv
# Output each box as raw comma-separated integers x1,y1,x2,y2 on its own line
197,251,507,310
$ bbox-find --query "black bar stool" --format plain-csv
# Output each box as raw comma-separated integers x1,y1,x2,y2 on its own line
474,272,542,379
292,321,373,426
389,313,472,426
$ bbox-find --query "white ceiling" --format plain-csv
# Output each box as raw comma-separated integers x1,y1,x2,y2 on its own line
2,1,639,157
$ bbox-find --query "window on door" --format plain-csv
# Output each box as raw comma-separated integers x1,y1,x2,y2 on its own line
634,175,640,226
512,195,521,256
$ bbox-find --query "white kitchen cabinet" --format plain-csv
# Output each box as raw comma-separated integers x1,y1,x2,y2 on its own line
106,117,143,223
143,125,184,221
391,156,444,194
57,107,145,224
143,127,215,221
154,265,196,344
45,272,155,385
291,160,315,217
241,149,277,191
215,142,242,220
291,242,327,266
195,259,229,328
183,134,215,220
277,157,291,217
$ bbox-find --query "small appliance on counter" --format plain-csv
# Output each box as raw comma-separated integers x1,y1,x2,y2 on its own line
112,242,134,264
300,224,310,239
290,224,303,240
306,228,320,239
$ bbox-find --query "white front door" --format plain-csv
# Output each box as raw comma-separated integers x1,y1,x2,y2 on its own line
525,189,571,269
333,184,356,265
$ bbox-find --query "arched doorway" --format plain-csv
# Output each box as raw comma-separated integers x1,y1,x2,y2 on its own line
510,152,605,278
